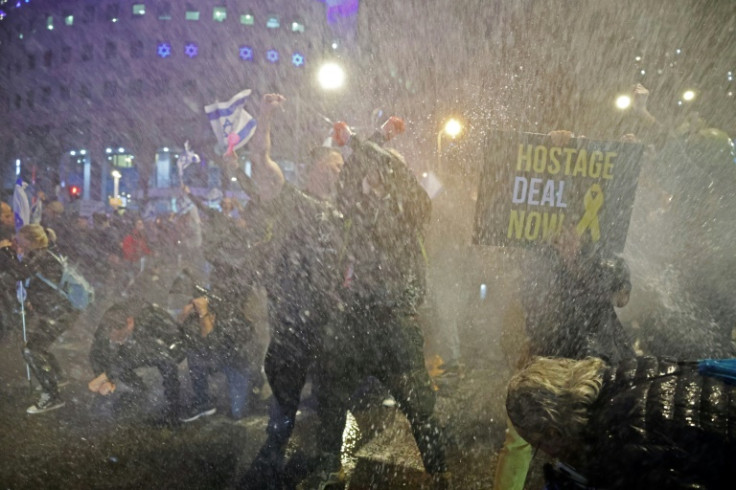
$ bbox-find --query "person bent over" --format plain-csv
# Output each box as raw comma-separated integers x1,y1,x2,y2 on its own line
179,295,251,422
89,302,185,424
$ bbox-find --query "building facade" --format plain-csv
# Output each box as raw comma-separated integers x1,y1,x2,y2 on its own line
0,0,359,209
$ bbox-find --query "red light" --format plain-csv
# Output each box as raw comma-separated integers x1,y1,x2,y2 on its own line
70,186,80,195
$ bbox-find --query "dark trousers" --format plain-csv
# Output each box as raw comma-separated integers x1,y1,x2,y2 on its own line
187,347,249,419
316,304,447,475
23,311,78,397
239,312,318,489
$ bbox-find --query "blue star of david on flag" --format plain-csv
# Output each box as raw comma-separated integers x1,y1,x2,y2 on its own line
266,49,279,63
157,42,171,58
292,53,305,67
204,89,257,154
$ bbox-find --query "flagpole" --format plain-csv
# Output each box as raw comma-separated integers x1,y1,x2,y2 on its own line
18,282,31,387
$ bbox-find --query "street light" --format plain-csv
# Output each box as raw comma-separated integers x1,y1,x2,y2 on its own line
437,118,463,171
317,62,345,91
111,170,122,198
615,94,632,110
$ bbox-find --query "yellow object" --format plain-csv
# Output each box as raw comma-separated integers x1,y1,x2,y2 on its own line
493,417,533,490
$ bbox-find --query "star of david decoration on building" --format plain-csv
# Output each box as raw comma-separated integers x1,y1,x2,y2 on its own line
157,42,172,58
292,53,305,67
184,43,198,58
266,49,279,63
239,46,253,61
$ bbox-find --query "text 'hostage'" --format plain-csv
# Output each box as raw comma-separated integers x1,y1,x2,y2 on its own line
507,143,616,242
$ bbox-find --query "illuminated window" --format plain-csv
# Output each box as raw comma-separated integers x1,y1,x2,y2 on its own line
46,15,53,30
240,13,254,25
157,1,171,20
213,7,226,22
266,15,279,29
64,14,73,26
112,154,134,168
132,4,145,17
186,10,199,21
291,21,305,33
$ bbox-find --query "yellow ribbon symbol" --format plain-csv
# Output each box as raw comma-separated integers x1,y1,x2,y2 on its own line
576,184,603,242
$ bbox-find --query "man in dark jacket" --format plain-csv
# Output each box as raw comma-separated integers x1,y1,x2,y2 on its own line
232,94,344,490
179,294,252,422
89,302,184,422
309,126,447,485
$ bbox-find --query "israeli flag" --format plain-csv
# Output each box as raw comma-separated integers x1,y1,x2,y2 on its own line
204,89,257,153
12,178,30,231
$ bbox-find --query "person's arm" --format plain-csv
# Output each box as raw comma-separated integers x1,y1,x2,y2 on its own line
191,296,215,338
226,93,287,202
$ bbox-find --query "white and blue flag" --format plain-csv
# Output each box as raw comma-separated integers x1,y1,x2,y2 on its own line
12,178,31,231
204,89,257,154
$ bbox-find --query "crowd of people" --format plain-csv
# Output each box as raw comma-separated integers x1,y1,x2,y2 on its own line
0,83,735,489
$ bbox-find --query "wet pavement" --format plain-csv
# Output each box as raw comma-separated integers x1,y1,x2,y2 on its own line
0,298,548,489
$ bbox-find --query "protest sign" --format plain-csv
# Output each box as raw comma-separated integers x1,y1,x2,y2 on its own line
473,131,643,255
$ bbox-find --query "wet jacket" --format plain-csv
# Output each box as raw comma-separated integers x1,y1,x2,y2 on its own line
181,299,251,366
336,137,430,314
582,356,736,489
523,247,634,363
2,247,74,318
89,303,185,381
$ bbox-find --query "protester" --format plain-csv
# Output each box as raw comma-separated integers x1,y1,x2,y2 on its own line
506,355,736,489
306,120,449,488
178,294,252,422
0,202,16,338
232,93,345,489
88,301,185,424
121,218,152,287
0,224,79,414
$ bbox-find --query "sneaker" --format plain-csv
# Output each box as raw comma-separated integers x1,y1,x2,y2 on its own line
180,404,216,423
27,392,65,414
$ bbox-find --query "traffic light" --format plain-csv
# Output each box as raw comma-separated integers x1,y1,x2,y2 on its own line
69,185,82,200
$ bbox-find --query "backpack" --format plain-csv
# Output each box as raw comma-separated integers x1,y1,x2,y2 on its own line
35,252,95,311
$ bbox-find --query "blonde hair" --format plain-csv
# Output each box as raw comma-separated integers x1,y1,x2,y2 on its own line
506,356,607,441
17,224,49,250
18,224,49,250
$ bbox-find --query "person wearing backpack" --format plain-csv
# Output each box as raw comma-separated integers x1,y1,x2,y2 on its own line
0,224,81,414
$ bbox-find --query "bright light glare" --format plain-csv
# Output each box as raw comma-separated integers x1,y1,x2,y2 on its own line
682,90,696,102
615,95,632,110
443,118,462,138
111,170,122,179
317,62,345,90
